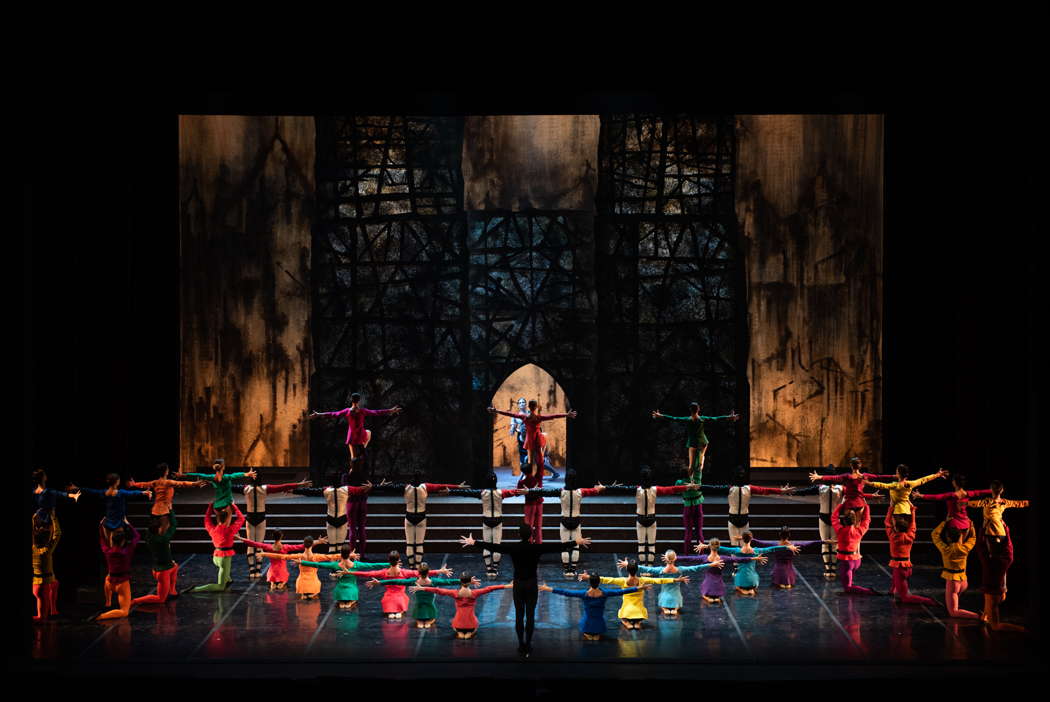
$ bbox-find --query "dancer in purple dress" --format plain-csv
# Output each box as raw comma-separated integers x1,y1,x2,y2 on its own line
752,527,827,589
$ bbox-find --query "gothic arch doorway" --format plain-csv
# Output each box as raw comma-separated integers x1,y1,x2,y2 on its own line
490,364,570,475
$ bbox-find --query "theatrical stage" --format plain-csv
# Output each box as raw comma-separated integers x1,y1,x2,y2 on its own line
25,487,1036,679
22,102,1040,685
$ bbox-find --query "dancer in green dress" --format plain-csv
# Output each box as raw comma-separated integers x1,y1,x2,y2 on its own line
653,402,739,554
367,563,476,628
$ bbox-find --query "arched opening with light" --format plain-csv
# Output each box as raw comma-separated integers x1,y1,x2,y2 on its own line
489,364,570,480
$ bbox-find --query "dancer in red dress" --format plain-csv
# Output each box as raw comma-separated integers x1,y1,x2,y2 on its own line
412,574,512,638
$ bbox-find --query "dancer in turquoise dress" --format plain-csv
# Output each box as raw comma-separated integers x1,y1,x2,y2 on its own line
623,550,722,614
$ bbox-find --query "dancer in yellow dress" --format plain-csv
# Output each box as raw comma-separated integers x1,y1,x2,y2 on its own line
577,561,684,630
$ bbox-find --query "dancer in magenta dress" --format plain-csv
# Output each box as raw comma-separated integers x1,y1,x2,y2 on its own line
808,457,894,511
310,392,403,463
912,473,991,530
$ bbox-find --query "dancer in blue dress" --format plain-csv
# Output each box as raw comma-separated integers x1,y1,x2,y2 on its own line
539,574,646,640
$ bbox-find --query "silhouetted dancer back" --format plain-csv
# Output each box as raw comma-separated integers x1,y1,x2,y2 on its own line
461,524,590,657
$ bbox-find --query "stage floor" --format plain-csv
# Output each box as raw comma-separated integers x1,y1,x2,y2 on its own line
26,547,1036,677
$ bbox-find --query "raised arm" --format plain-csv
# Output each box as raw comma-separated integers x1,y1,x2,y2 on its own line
866,480,895,491
830,503,843,531
239,537,277,553
914,491,953,501
698,483,731,495
549,587,586,598
49,514,62,549
700,413,738,422
655,484,694,496
416,586,459,598
961,526,977,553
488,408,525,419
857,503,871,534
204,503,216,529
180,473,212,481
311,408,350,418
265,481,304,495
471,585,510,597
534,412,575,421
654,413,692,423
446,488,482,498
164,512,178,539
231,503,246,531
749,484,788,495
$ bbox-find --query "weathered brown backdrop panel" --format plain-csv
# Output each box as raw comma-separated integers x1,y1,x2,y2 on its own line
737,114,883,468
462,115,600,212
179,116,314,469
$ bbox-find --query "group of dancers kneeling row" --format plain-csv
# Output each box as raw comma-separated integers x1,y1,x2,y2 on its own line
30,458,1031,647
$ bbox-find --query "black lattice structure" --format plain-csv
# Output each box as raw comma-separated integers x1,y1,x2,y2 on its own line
313,114,743,485
466,212,598,480
312,116,470,482
596,114,745,483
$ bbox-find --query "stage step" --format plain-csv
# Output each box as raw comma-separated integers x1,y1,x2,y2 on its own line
128,494,938,554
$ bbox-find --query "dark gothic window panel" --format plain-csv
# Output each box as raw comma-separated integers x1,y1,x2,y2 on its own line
597,114,744,481
313,115,469,480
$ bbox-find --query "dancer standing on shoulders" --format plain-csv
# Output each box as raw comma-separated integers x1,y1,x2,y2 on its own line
78,474,151,538
460,526,591,657
411,573,511,639
864,464,948,515
808,457,893,511
912,473,990,530
972,480,1030,627
540,576,646,640
128,463,204,518
447,475,526,578
791,465,879,578
490,402,576,542
309,392,403,464
182,459,255,511
32,469,79,527
509,398,528,476
651,402,739,479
